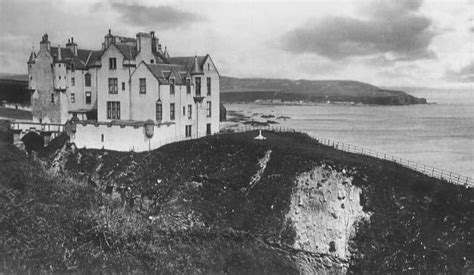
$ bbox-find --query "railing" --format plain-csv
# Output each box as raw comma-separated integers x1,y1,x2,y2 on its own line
10,121,64,133
207,125,474,188
73,123,474,188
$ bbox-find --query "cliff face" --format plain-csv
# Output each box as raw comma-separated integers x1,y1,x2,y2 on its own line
1,131,472,274
287,166,369,260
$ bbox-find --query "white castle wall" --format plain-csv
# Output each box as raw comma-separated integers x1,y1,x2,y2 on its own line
72,121,178,151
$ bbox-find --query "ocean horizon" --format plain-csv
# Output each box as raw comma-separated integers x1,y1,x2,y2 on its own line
224,90,474,179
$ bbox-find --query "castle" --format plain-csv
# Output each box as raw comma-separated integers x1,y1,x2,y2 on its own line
27,30,220,151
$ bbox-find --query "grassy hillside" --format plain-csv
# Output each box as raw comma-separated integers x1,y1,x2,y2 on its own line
1,131,472,273
220,76,427,105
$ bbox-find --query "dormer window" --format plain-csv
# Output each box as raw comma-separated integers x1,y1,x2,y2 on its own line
170,78,175,95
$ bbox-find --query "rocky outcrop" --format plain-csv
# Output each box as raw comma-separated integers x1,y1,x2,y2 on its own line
285,165,370,271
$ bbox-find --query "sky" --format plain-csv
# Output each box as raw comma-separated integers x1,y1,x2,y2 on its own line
0,0,473,88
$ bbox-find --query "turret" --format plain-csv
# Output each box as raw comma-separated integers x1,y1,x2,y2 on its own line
53,45,67,91
191,55,203,75
27,50,37,90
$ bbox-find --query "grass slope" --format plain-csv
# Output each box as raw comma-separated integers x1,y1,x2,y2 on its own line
1,131,473,273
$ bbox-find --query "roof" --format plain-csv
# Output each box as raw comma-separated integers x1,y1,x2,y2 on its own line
167,56,207,72
50,47,102,69
144,63,189,85
115,44,138,60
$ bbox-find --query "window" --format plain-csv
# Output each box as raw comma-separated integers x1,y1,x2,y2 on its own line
188,104,192,119
108,78,118,94
206,123,211,135
71,77,75,86
71,93,75,103
51,93,54,103
122,82,125,91
170,78,175,95
139,78,146,94
208,63,210,71
186,78,191,94
170,103,175,120
85,73,91,87
183,106,186,116
150,59,154,64
195,77,201,96
85,92,91,104
109,57,117,70
207,77,211,95
156,102,162,121
106,101,120,119
185,125,192,138
206,101,211,117
101,134,104,142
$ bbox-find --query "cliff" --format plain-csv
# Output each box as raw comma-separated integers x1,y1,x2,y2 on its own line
1,131,472,273
220,76,427,105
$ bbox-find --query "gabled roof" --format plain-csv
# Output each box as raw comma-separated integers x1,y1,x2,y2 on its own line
141,62,188,85
115,44,138,60
50,47,102,69
167,56,207,72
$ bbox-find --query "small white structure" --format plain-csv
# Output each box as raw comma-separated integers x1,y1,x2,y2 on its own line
254,130,267,140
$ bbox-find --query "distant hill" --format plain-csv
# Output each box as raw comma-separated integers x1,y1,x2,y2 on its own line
0,74,427,106
220,76,427,105
0,74,29,105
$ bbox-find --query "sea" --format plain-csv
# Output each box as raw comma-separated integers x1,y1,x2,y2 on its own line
224,89,474,179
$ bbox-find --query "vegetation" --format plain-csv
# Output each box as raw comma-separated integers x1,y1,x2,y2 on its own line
0,78,29,105
1,131,472,273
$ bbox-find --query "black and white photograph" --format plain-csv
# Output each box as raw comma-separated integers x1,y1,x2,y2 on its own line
0,0,473,273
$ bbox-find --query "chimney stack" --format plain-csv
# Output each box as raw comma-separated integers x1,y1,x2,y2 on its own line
39,33,51,52
66,36,78,56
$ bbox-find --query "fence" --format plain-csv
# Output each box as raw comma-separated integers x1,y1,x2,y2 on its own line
68,122,474,188
140,124,473,188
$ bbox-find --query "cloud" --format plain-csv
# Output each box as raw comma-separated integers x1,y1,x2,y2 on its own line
110,3,205,29
445,62,474,82
280,0,436,61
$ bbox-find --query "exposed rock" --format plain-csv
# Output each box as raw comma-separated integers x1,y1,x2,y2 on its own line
286,165,370,263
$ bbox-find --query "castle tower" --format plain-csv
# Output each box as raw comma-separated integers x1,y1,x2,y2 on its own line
53,45,67,91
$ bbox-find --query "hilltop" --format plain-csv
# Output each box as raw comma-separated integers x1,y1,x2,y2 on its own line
0,74,29,105
1,130,472,273
220,76,427,105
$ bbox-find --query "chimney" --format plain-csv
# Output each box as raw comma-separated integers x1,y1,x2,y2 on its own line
39,33,51,52
57,45,62,61
66,36,78,56
104,29,113,48
136,32,152,54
